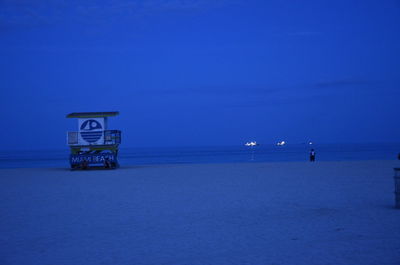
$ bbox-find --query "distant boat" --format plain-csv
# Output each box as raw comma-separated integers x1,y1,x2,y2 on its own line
276,141,286,146
245,141,259,147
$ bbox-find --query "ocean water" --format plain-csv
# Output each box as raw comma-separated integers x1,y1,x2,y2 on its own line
0,143,399,169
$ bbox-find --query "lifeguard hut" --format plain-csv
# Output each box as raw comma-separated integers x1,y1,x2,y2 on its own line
66,112,121,169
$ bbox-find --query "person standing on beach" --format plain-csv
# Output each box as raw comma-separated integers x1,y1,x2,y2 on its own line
310,149,316,162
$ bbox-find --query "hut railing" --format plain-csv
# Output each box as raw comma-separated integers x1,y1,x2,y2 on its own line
67,130,121,146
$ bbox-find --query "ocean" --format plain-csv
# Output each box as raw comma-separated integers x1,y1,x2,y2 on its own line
0,143,399,169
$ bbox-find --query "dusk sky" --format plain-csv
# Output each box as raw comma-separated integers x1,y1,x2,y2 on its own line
0,0,399,149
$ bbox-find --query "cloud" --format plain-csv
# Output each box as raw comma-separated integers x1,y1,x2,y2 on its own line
130,86,279,96
0,0,230,30
225,79,381,109
287,31,322,36
314,79,377,88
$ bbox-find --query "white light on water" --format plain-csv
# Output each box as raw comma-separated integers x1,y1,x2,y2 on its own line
245,141,258,146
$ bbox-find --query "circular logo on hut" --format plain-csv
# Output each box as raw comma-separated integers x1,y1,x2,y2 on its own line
80,120,103,143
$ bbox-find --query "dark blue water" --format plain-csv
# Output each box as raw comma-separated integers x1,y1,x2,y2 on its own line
0,143,399,169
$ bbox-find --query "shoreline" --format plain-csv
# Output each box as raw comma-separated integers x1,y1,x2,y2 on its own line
0,158,399,171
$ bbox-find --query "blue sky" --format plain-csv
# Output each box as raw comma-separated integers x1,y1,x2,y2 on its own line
0,0,399,149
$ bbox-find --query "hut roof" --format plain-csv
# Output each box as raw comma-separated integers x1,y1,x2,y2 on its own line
66,112,119,118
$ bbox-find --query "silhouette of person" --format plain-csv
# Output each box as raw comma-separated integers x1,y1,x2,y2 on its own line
310,149,316,162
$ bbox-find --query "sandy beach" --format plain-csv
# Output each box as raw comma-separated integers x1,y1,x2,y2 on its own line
0,160,399,265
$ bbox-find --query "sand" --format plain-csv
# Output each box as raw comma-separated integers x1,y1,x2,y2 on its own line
0,160,399,265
